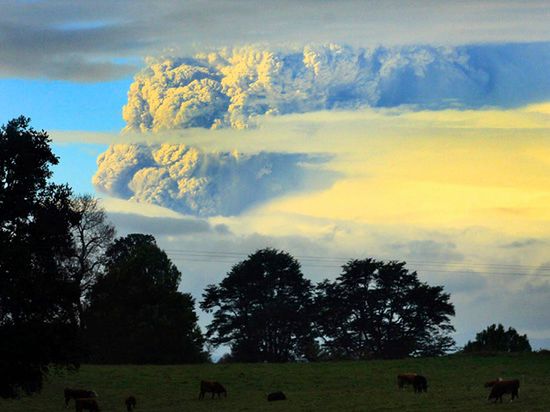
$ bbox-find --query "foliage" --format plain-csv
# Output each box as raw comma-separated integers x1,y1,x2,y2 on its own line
0,117,82,398
463,323,532,353
315,258,455,359
68,194,115,326
85,234,207,363
201,248,316,362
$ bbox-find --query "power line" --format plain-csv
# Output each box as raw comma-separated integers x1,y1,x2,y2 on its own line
163,248,549,270
163,248,550,278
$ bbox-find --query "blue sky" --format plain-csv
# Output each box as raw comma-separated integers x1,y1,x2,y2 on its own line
0,77,129,193
0,77,130,131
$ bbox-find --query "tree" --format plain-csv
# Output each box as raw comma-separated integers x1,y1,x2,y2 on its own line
69,194,115,326
0,117,83,398
201,248,316,362
315,259,455,359
463,324,531,353
85,234,207,363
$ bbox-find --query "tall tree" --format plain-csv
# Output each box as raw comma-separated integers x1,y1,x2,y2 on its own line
85,234,207,363
463,324,531,353
0,117,82,398
201,248,316,362
69,194,115,326
315,259,455,359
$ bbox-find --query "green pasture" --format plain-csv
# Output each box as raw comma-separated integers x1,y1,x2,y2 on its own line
2,353,549,411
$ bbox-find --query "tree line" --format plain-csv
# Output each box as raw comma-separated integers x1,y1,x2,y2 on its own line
0,117,531,399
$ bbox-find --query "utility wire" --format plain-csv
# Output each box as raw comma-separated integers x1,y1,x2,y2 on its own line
163,248,550,278
163,248,550,270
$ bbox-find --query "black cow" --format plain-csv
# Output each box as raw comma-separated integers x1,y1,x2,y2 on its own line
125,395,137,411
413,375,428,393
74,398,100,412
267,391,287,401
199,380,227,399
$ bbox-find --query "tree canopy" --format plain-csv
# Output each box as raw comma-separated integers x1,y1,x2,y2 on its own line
0,117,82,398
201,248,316,362
463,323,531,353
315,258,455,359
85,233,207,363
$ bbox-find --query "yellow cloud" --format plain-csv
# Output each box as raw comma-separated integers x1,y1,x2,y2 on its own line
249,104,550,237
72,102,550,240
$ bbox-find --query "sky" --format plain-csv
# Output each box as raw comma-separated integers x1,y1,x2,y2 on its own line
2,0,550,351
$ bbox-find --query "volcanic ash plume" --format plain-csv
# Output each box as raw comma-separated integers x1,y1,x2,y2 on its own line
93,143,330,217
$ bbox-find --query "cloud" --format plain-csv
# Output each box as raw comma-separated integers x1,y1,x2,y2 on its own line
84,98,550,222
109,212,230,236
93,143,335,217
439,271,488,295
388,240,464,262
96,193,550,349
122,43,550,131
501,238,547,249
2,2,550,81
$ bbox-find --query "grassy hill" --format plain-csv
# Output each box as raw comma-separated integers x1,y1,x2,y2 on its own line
2,353,549,411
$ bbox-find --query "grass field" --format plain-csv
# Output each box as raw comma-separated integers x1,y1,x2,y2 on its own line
2,353,549,411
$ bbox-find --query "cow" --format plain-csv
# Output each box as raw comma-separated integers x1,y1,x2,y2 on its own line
64,388,97,407
74,398,100,412
413,375,428,393
488,379,520,403
484,378,502,388
397,373,417,389
125,395,137,411
397,374,428,393
267,391,287,401
198,380,227,399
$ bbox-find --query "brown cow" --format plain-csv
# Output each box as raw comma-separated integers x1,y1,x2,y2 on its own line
397,373,417,389
198,380,227,399
484,378,502,388
125,395,137,411
64,389,97,407
397,374,427,393
488,379,520,403
75,398,100,412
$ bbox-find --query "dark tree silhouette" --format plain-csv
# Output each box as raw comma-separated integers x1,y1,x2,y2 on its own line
85,234,207,363
315,259,455,359
463,323,531,353
68,194,115,327
201,248,316,362
0,117,83,398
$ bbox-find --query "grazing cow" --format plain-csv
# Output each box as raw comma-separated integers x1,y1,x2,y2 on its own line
488,379,520,403
484,378,502,388
413,375,428,393
199,380,227,399
267,391,287,401
64,388,97,407
125,395,137,411
397,374,417,389
74,398,100,412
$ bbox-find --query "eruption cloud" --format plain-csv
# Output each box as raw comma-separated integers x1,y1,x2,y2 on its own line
94,43,550,216
93,144,334,217
123,43,550,131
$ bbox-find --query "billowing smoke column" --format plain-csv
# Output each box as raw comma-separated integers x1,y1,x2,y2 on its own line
95,43,550,216
93,144,330,217
122,43,550,131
